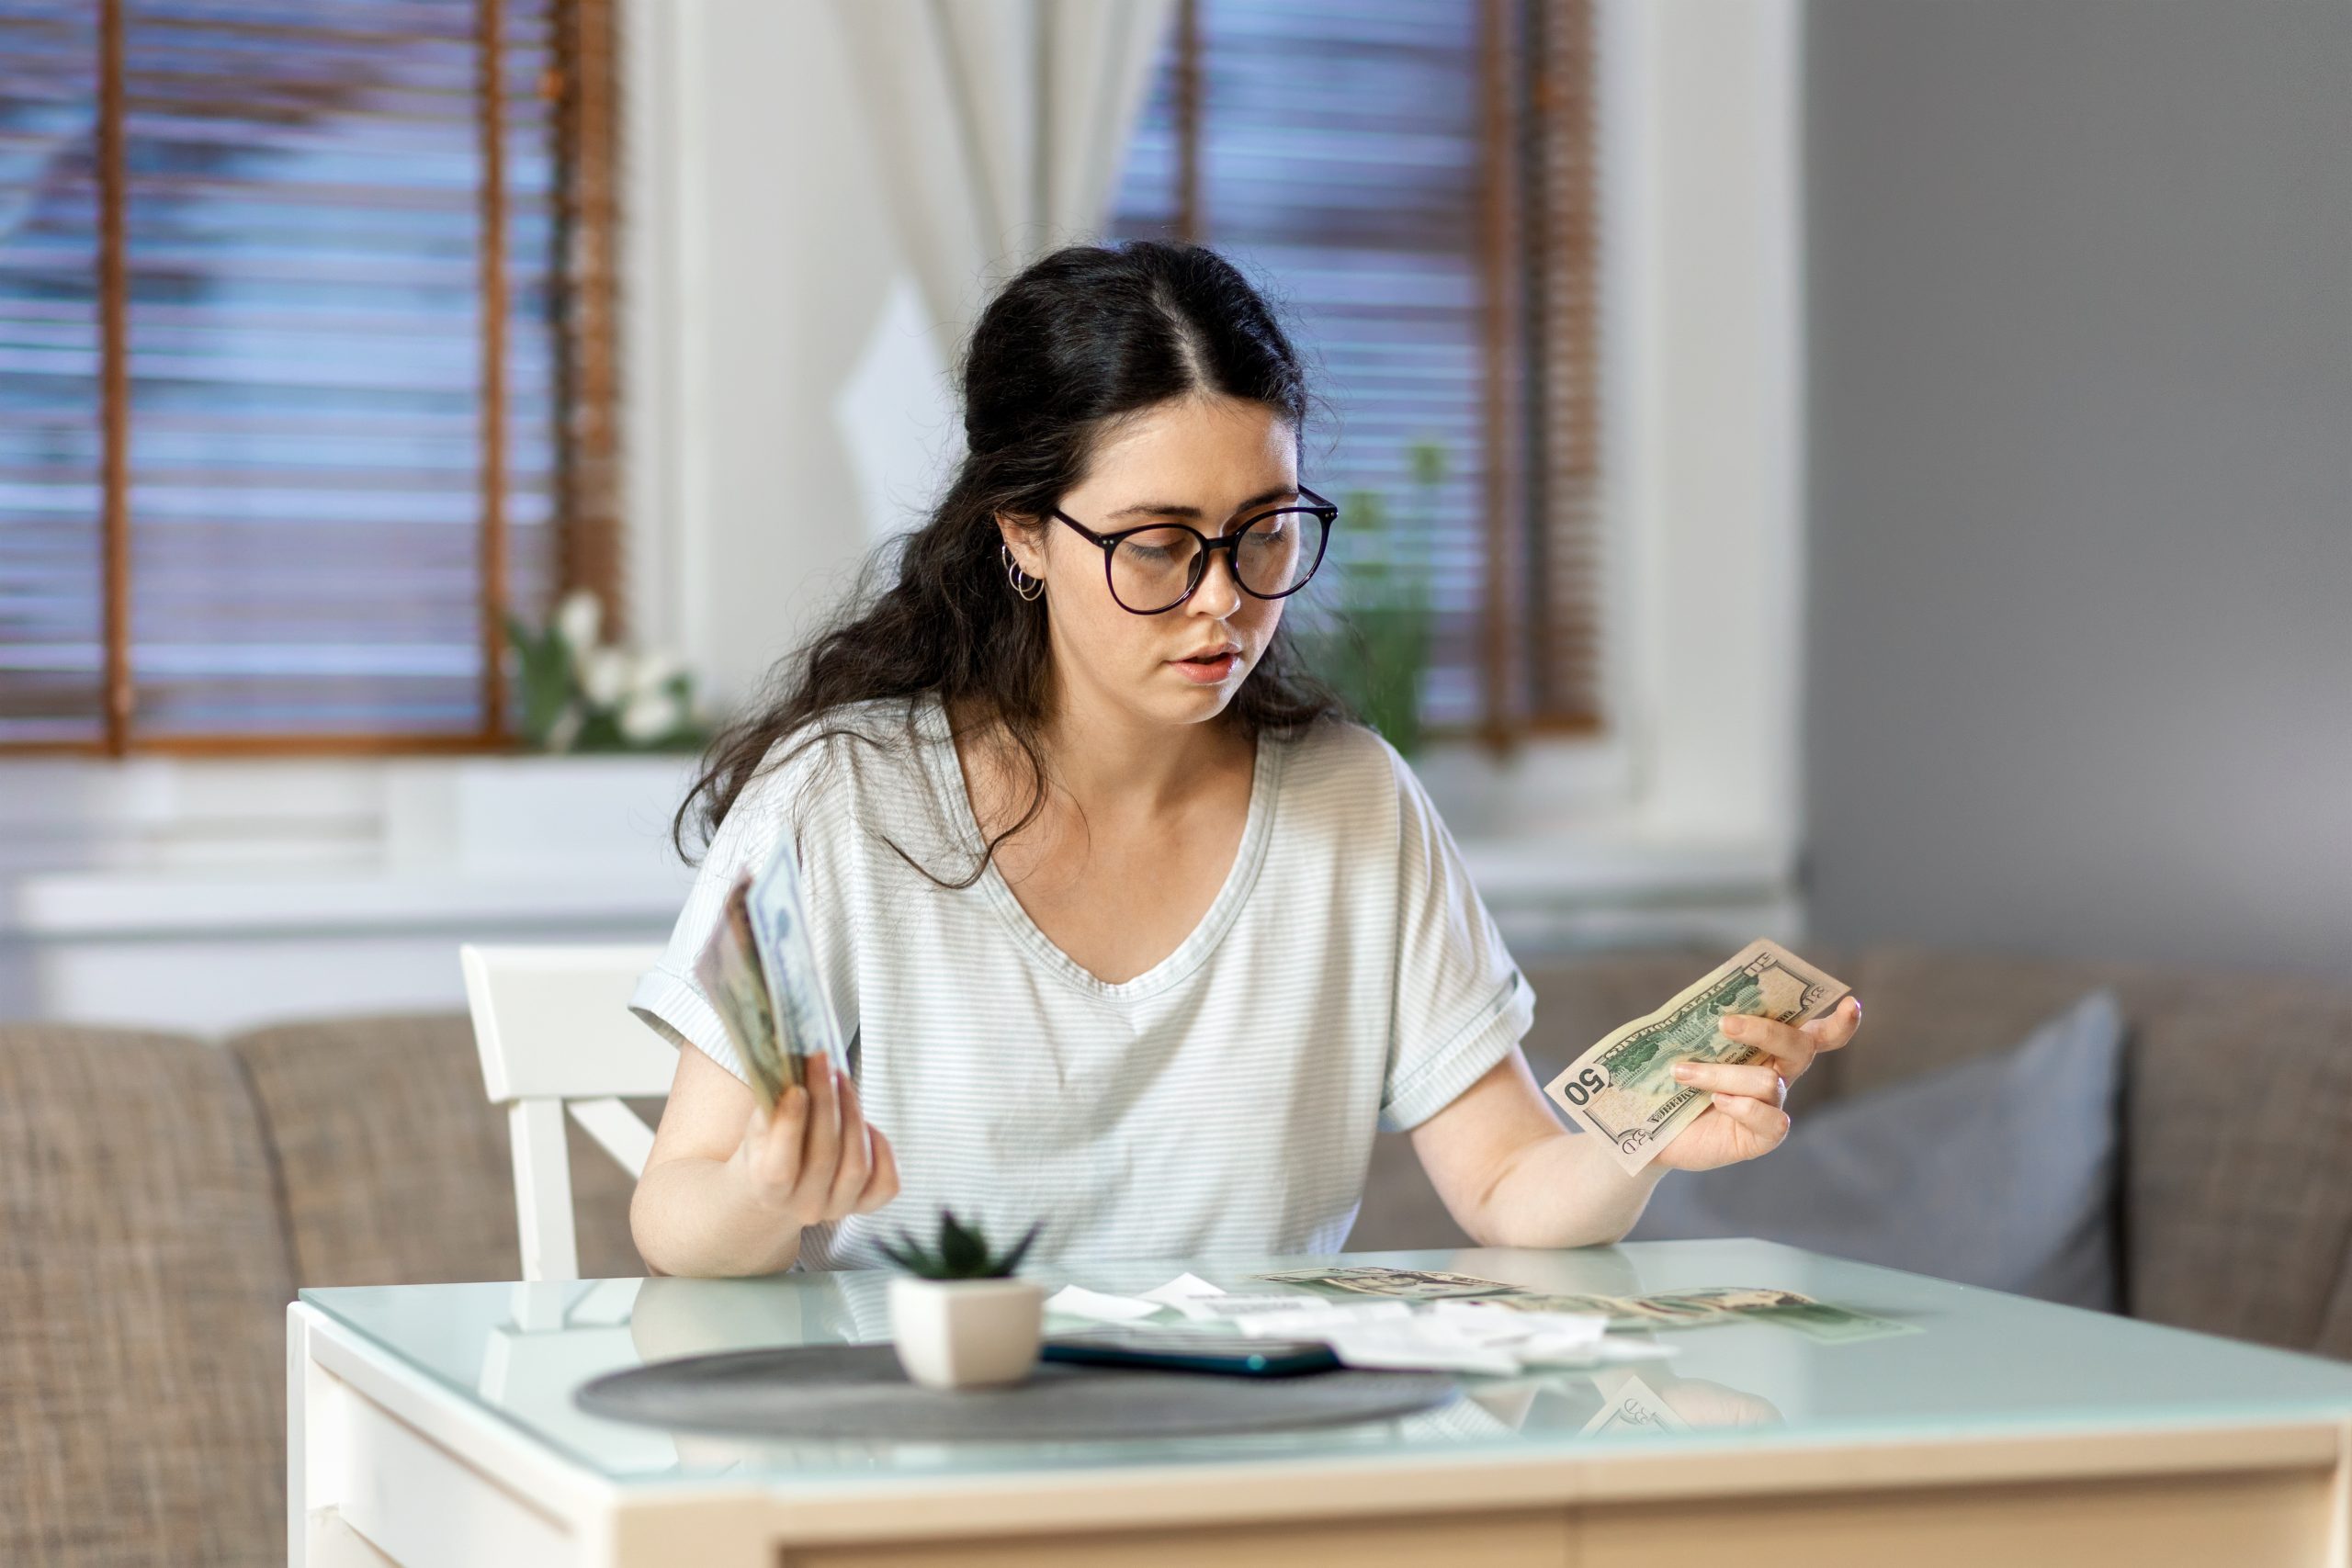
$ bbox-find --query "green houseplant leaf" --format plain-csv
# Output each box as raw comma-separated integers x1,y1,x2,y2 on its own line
1297,438,1446,756
878,1209,1045,1280
505,612,575,750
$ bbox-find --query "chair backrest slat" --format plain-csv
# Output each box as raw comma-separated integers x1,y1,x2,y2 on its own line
463,944,674,1100
462,943,673,1281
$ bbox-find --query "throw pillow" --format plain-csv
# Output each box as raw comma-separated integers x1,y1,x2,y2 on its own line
1626,989,2128,1310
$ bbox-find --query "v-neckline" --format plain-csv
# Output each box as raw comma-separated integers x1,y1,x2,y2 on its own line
914,691,1283,1004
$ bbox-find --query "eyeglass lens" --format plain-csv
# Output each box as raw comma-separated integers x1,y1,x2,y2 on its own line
1108,510,1328,613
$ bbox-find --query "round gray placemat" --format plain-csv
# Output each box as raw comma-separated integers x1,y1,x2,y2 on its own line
576,1343,1456,1441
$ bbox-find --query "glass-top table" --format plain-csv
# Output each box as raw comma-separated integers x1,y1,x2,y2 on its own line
289,1241,2352,1567
298,1238,2352,1481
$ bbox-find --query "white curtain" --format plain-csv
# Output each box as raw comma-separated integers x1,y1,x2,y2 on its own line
834,0,1179,345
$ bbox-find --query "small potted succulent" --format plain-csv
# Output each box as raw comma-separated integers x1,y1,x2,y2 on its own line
879,1210,1046,1391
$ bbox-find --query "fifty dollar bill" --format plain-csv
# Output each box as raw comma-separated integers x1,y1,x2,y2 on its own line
1544,939,1851,1173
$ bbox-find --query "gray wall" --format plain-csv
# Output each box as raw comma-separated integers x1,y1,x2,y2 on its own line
1804,0,2352,976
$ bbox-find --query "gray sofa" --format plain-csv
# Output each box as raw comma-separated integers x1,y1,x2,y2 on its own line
4,945,2347,1565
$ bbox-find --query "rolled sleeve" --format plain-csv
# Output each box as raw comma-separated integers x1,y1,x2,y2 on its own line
1377,968,1536,1132
629,728,865,1093
628,963,748,1086
628,748,794,1090
1376,738,1537,1133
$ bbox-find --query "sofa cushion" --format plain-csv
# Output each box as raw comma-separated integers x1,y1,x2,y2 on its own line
1627,990,2128,1309
1842,947,2352,1356
229,1013,650,1287
0,1026,289,1568
2119,975,2352,1358
1837,947,2143,1100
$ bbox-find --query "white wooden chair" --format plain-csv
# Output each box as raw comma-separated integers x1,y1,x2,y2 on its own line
460,943,675,1282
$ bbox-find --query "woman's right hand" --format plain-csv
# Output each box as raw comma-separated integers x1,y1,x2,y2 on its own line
728,1053,900,1228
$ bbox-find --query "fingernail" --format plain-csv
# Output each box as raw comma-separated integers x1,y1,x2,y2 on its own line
1671,1064,1694,1080
1850,997,1864,1019
1720,1017,1747,1036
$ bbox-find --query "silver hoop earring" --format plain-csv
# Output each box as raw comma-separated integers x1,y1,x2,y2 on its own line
1001,544,1045,602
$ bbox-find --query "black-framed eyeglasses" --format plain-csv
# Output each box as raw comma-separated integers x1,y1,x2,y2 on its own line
1050,485,1339,615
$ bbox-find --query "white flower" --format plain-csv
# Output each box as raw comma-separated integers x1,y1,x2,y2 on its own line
580,647,631,708
555,589,603,656
618,689,682,744
628,649,684,695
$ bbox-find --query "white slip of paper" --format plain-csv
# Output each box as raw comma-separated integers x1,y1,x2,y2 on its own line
1042,1284,1166,1324
1167,1293,1337,1322
1428,1303,1613,1368
1321,1323,1525,1377
1236,1302,1416,1338
1035,1280,1666,1374
1136,1272,1226,1306
1048,1272,1347,1325
1237,1300,1679,1375
1044,1273,1267,1324
1537,1336,1679,1367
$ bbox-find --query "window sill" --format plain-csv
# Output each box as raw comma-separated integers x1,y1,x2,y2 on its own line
0,750,698,940
1457,832,1798,957
4,867,692,942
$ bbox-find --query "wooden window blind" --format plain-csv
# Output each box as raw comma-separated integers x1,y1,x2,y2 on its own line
1111,0,1601,737
0,0,619,754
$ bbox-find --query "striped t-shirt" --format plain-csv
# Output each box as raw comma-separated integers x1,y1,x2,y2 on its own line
628,691,1535,1270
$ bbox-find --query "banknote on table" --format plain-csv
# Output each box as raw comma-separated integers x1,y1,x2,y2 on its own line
1544,938,1852,1173
1746,1299,1919,1344
1620,1290,1917,1343
745,834,842,1089
692,873,790,1109
1250,1266,1528,1301
1482,1287,1913,1342
1475,1291,1735,1331
1629,1287,1818,1325
1476,1292,1679,1332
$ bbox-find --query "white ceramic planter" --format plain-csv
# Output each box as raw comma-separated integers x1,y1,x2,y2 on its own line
888,1276,1046,1391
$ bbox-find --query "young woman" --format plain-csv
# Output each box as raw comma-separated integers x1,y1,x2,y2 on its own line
628,241,1860,1277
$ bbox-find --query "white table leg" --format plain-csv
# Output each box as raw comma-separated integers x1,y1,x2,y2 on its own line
288,1303,344,1567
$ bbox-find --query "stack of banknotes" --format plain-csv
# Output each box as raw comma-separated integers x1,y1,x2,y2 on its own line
1249,1267,1914,1345
692,838,842,1108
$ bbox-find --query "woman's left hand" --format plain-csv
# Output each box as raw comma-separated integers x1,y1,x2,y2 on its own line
1649,996,1863,1173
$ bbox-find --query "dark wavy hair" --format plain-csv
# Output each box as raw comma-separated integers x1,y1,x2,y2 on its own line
672,240,1340,882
